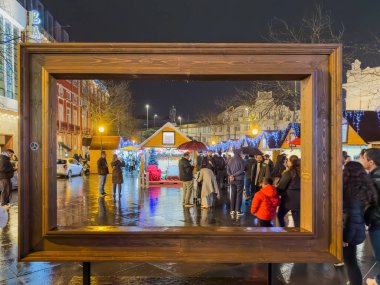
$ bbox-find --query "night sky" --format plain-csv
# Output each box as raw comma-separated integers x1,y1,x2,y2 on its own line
43,0,380,119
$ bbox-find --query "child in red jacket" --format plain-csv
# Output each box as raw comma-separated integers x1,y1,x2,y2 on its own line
251,177,280,227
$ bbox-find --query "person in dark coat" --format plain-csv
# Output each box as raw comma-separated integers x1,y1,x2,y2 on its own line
244,155,256,199
342,161,377,285
97,151,109,196
264,154,274,174
276,155,301,227
179,152,194,207
227,149,245,216
214,153,226,190
0,149,14,208
202,150,217,174
196,152,204,170
251,154,272,195
111,154,126,197
361,148,380,285
272,154,287,185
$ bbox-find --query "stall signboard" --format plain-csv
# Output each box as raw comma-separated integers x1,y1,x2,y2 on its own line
162,131,175,145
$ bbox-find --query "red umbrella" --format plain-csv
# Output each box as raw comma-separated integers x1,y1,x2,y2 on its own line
289,138,301,146
177,140,208,151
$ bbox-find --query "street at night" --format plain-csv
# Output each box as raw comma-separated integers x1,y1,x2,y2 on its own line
1,0,380,284
0,174,377,284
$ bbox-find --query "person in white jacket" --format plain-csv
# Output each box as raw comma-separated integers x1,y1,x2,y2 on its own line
196,163,219,208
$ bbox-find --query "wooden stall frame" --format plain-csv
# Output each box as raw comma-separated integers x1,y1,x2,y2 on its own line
18,43,342,263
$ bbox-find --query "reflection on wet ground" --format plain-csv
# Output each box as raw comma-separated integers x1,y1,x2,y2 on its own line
57,172,274,228
0,172,378,284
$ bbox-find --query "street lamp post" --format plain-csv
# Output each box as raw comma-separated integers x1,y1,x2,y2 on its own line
178,116,182,127
154,114,158,128
145,104,149,130
99,126,105,151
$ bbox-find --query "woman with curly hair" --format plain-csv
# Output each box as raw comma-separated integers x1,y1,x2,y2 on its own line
342,161,377,285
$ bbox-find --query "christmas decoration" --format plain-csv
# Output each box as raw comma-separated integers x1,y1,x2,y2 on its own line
148,148,158,166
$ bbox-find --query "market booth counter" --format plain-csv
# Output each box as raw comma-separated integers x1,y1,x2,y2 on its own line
139,122,191,184
88,136,121,174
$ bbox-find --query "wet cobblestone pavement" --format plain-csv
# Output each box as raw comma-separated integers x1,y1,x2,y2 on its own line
0,172,378,284
57,172,262,228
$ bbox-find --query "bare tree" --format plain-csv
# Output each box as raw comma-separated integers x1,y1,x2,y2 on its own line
82,81,135,137
197,111,222,137
217,4,362,120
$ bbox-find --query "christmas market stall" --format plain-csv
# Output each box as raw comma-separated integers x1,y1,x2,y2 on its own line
139,122,191,184
118,139,141,173
343,111,380,159
279,123,301,158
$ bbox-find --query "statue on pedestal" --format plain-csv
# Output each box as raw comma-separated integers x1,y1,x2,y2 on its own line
169,105,176,124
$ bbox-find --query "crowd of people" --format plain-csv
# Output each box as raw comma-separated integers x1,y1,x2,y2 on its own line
340,148,380,285
178,147,380,285
179,149,301,227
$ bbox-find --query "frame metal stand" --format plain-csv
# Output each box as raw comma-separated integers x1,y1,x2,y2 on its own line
83,262,91,285
267,263,273,285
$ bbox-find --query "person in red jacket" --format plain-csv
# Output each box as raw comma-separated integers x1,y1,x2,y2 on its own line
251,177,280,227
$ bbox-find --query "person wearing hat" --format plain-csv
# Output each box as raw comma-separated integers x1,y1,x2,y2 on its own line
179,152,194,207
0,149,15,208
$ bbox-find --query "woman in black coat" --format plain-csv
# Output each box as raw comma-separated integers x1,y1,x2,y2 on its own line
272,154,287,185
342,161,377,285
111,154,126,197
276,155,301,227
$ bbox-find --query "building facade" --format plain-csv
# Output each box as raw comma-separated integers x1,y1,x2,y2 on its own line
0,0,107,157
343,59,380,111
0,0,71,154
0,0,26,153
179,91,299,145
56,79,109,158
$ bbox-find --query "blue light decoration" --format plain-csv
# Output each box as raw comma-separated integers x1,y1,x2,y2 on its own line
4,21,12,99
94,80,109,93
120,138,139,148
343,111,365,133
207,122,300,152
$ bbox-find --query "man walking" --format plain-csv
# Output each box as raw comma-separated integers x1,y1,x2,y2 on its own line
0,149,15,208
97,151,109,196
179,152,194,207
227,149,245,217
361,148,380,285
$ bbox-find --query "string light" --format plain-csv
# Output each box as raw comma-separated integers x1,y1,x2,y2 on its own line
120,139,139,148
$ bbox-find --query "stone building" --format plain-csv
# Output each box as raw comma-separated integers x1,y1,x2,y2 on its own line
179,91,299,145
343,59,380,111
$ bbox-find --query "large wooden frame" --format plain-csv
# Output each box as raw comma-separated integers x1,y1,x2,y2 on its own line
18,43,342,262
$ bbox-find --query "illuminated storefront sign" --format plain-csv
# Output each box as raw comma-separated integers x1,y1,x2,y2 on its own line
29,10,42,42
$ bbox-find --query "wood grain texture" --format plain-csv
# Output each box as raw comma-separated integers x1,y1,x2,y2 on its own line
18,43,342,263
328,46,343,260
